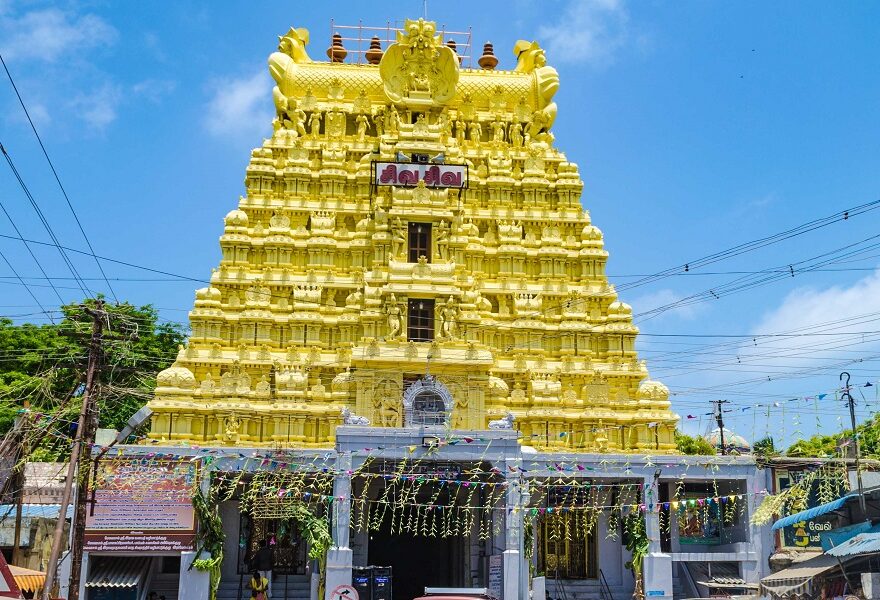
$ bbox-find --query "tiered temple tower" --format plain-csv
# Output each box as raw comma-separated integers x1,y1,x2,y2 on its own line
148,19,679,452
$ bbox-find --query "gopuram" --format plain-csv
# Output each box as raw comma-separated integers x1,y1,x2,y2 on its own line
148,19,679,452
73,19,770,600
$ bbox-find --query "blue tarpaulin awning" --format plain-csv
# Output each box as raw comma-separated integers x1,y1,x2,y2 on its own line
771,495,851,530
826,532,880,557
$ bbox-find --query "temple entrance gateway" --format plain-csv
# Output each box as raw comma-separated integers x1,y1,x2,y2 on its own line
238,513,308,575
538,512,598,579
368,521,462,600
352,461,504,600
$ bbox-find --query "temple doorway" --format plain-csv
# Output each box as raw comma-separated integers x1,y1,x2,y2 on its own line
354,461,502,600
368,520,462,600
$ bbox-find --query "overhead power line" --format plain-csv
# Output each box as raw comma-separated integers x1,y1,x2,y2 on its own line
0,195,66,304
0,52,119,304
615,198,880,293
0,142,92,299
0,247,53,323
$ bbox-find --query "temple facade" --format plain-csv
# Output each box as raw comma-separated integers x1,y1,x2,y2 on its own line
70,19,772,600
147,18,679,453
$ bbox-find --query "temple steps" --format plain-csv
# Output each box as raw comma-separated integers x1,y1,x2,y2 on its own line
544,579,634,600
216,574,310,600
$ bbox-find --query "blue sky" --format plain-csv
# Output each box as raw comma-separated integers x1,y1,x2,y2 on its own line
1,0,879,447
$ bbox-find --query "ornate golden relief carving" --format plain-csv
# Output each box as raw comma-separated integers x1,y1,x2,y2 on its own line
378,18,459,106
513,39,559,141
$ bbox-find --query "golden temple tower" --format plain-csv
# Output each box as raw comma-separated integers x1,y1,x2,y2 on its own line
148,19,679,452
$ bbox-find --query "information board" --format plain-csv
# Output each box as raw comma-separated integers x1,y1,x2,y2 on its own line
84,459,197,552
488,554,503,599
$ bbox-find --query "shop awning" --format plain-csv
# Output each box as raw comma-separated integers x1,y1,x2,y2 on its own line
771,495,850,530
760,553,840,597
827,532,880,558
696,578,759,590
85,556,149,589
8,565,45,593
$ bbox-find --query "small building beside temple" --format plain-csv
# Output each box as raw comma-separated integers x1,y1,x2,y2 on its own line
76,18,773,600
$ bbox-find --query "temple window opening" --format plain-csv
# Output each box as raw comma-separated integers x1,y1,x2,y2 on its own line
407,221,431,263
407,298,435,342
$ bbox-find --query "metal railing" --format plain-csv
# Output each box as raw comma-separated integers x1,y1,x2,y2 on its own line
599,568,613,600
328,19,473,67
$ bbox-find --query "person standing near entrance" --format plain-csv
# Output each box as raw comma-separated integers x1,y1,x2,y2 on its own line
250,569,270,600
253,538,274,597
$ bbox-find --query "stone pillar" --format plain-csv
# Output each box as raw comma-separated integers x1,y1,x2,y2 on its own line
743,472,767,584
57,551,72,600
76,551,89,600
503,467,524,600
643,477,672,600
179,551,211,599
324,454,353,600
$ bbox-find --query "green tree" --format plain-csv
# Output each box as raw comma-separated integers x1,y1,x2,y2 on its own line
674,431,716,455
0,298,186,458
786,433,842,458
752,436,777,457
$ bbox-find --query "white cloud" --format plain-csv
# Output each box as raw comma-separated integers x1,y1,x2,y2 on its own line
630,288,704,321
536,0,630,66
69,83,121,130
132,79,177,103
203,69,273,139
25,101,49,126
753,269,880,337
0,8,117,63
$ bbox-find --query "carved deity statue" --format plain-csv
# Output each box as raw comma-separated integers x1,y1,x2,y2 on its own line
325,111,345,138
378,18,459,105
439,296,459,340
372,107,386,137
413,113,429,135
391,217,406,259
509,121,524,147
373,379,401,427
387,106,401,134
435,220,450,260
454,118,465,145
385,293,403,340
223,414,241,443
308,110,322,136
468,121,482,142
355,113,369,141
491,120,506,143
439,112,452,141
594,420,609,451
279,98,307,136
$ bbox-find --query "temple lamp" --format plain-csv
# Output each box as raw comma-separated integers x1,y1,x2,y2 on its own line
94,406,154,461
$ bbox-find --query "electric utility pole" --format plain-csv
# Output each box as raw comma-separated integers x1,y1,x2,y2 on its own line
841,372,867,514
10,406,30,566
712,399,729,455
42,301,106,600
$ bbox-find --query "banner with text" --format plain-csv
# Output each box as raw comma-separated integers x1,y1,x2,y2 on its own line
374,162,467,188
84,459,197,552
